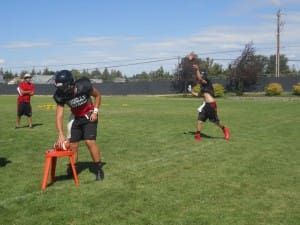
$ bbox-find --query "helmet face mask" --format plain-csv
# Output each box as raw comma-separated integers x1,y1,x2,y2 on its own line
55,82,74,94
200,70,208,77
54,70,75,95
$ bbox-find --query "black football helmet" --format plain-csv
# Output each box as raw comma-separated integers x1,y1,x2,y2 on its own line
200,69,208,77
54,70,75,94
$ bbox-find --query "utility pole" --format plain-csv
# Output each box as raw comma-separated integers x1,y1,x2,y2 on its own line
177,56,181,81
276,10,283,78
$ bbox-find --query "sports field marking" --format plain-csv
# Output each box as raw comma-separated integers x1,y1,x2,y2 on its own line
38,104,56,109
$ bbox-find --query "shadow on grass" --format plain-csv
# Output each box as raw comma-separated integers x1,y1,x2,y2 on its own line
183,131,223,139
54,161,106,181
0,157,12,168
15,123,43,129
31,123,44,128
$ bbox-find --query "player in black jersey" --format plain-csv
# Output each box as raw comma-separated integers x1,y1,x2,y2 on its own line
53,70,105,180
186,53,230,141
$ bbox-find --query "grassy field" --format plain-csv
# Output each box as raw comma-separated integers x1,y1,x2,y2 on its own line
0,95,299,225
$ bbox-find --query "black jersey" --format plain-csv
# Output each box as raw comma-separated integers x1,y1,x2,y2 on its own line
53,77,94,117
200,76,215,97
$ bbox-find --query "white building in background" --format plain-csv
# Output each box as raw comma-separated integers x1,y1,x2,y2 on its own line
31,75,54,84
113,77,126,83
7,74,54,85
7,77,21,85
90,78,103,83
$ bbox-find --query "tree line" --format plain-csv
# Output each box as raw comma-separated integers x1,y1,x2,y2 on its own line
1,42,300,84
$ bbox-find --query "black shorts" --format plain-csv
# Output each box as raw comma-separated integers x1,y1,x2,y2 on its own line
17,102,32,117
69,117,98,142
198,102,219,123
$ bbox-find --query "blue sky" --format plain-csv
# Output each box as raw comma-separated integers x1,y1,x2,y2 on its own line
1,0,300,76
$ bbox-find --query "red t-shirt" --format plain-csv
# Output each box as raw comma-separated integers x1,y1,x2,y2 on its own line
18,81,35,103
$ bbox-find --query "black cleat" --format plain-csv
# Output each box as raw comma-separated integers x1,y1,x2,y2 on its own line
95,162,106,181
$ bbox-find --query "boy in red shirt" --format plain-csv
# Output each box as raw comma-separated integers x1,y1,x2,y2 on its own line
16,73,35,128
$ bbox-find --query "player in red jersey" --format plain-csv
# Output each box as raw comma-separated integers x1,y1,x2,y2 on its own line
16,73,35,128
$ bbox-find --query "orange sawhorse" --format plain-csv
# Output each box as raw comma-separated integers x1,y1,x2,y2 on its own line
41,149,79,190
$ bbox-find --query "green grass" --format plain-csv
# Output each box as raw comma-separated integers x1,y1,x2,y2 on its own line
0,95,299,225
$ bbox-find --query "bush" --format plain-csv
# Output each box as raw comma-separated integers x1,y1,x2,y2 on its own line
213,83,225,97
265,83,283,96
192,84,200,94
292,83,300,95
192,83,225,97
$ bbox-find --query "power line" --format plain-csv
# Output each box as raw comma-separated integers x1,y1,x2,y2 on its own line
2,56,178,71
79,57,179,72
2,46,300,73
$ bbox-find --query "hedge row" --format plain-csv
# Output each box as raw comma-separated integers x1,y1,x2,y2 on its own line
192,82,300,96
